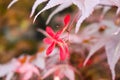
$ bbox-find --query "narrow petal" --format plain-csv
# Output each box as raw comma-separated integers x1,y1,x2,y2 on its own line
46,26,55,36
43,38,53,44
64,14,70,25
46,42,56,55
61,40,69,58
57,14,71,35
59,46,66,60
55,30,62,38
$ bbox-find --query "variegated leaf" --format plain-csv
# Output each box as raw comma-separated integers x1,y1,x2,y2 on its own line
83,39,105,66
0,59,20,77
7,0,18,9
33,0,67,22
105,32,120,80
75,0,100,33
46,1,72,24
30,0,47,17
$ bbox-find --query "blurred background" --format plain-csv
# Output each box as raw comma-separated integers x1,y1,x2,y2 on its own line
0,0,46,63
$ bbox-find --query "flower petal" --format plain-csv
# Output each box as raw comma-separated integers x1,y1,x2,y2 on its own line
46,26,55,36
46,42,56,55
56,14,70,36
55,30,62,38
64,14,70,25
43,38,53,44
59,46,66,61
61,40,69,59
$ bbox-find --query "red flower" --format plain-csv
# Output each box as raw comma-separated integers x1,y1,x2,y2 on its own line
43,15,70,60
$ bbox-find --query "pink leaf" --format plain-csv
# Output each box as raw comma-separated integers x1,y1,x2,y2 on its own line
46,42,56,55
84,39,105,66
42,65,61,79
75,0,100,33
32,53,45,69
101,6,111,18
100,0,113,5
0,59,20,77
100,0,120,14
105,32,120,80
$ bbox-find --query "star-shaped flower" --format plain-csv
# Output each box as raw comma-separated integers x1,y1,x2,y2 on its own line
43,14,70,60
